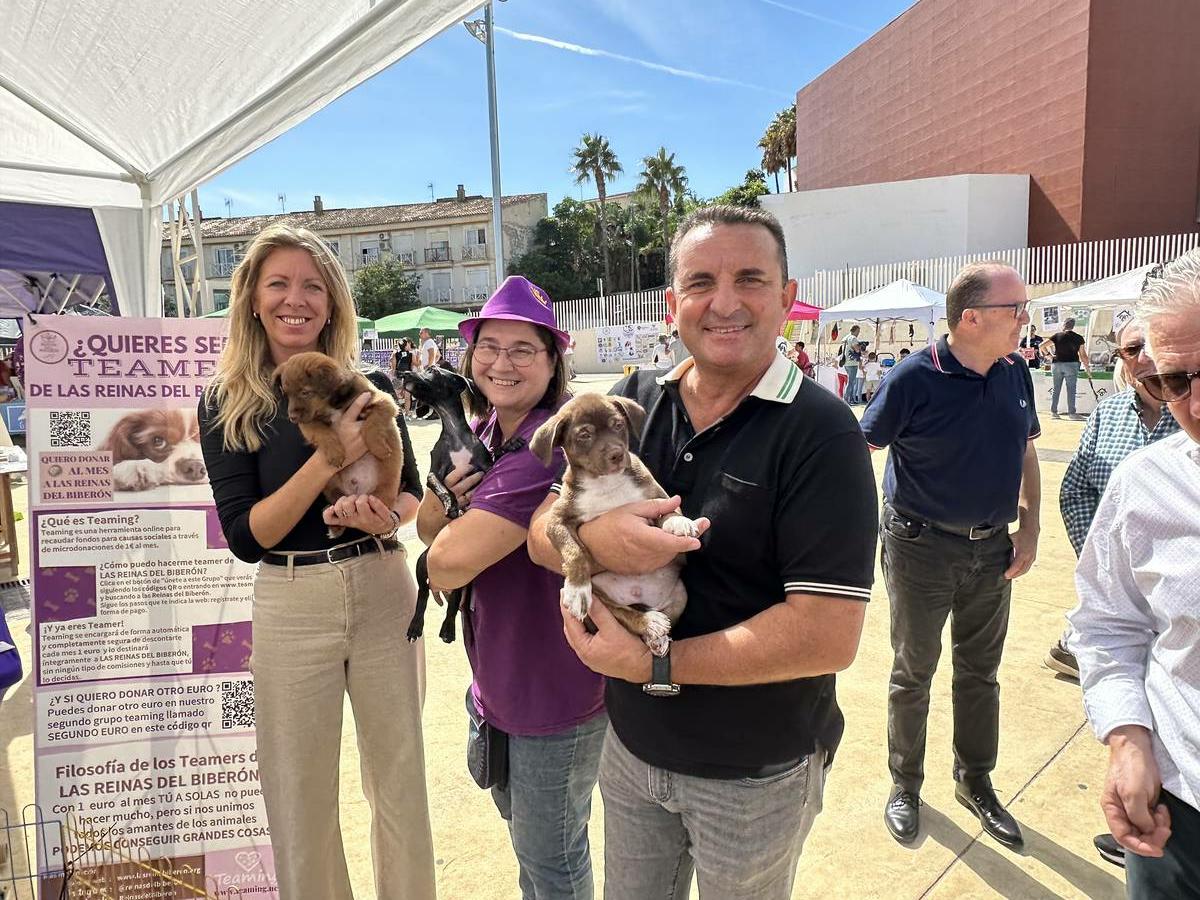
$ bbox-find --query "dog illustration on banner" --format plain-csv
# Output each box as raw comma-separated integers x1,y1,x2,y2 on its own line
100,408,208,491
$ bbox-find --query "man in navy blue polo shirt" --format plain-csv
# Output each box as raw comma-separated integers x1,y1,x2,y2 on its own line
862,261,1042,851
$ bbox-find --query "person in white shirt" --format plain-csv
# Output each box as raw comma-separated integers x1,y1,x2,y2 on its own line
862,352,882,403
419,328,440,371
1068,248,1200,897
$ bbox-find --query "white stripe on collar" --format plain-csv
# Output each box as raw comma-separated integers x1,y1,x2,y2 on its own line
654,352,802,404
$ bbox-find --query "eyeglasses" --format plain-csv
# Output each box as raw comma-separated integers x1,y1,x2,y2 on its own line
473,341,547,367
1140,371,1200,403
1114,342,1146,361
964,301,1030,319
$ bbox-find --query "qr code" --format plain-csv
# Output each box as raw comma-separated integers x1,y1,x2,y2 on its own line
220,679,255,729
49,411,92,448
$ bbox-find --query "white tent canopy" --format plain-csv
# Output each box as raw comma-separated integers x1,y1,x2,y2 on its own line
1029,263,1157,310
818,279,947,330
0,0,479,316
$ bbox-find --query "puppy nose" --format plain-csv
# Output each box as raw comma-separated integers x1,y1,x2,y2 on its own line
177,458,207,481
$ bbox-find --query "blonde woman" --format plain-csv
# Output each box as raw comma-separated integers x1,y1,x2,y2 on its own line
199,225,435,900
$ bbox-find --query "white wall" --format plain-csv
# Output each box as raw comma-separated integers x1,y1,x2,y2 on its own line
762,174,1029,279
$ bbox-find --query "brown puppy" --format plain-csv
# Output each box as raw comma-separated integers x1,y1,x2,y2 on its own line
274,351,403,538
531,393,699,657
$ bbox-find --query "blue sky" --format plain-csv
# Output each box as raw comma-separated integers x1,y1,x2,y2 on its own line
199,0,913,218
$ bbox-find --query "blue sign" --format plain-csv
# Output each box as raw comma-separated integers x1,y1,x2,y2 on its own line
0,402,26,434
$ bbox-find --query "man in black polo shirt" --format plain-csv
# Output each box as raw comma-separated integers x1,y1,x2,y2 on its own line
862,261,1042,850
529,205,877,899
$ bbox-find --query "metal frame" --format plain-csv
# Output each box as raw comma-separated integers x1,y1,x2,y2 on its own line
166,189,210,317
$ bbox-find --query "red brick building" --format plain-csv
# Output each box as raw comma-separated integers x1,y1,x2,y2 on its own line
793,0,1200,246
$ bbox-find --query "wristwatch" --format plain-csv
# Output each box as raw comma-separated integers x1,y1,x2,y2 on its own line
642,645,680,697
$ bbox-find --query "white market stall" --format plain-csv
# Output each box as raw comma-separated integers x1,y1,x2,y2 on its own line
813,279,947,394
0,0,482,317
1025,263,1158,415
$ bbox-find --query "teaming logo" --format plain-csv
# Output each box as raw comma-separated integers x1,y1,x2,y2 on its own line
528,284,550,308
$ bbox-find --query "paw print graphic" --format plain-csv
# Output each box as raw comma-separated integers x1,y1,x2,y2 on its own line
64,589,79,604
200,657,215,672
220,630,234,645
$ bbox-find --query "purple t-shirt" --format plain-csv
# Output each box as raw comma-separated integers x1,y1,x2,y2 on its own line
465,407,606,736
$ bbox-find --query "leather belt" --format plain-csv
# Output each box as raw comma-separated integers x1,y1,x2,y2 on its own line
261,536,400,568
888,504,1006,542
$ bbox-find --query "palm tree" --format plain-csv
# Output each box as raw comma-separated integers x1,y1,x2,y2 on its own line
638,148,688,279
758,107,797,192
775,107,796,190
571,133,623,291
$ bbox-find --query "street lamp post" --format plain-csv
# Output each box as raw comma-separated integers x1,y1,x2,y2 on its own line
465,3,506,290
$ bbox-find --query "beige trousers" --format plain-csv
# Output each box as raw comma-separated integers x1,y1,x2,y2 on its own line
252,544,436,900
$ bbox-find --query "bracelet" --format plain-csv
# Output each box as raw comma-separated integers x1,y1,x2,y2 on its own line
376,509,402,540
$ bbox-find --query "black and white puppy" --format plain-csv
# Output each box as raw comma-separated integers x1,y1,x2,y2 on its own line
400,367,494,643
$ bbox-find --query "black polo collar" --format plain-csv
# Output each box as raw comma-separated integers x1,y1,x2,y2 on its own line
931,335,1018,380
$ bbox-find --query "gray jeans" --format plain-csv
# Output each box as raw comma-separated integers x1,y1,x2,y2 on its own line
599,726,825,900
881,505,1013,795
1051,361,1079,414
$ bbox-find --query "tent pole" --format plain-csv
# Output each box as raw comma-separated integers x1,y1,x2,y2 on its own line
484,2,505,289
0,160,137,182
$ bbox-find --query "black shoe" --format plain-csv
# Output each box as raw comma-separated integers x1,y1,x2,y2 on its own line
1045,640,1080,680
955,777,1023,849
884,786,920,845
1093,833,1126,868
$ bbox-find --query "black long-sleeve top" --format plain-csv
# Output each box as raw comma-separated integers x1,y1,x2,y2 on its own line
199,370,422,563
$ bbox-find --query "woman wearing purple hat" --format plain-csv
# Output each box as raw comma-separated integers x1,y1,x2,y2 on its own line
419,275,606,899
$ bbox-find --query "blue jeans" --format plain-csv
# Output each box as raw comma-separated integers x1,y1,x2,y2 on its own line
600,726,826,900
844,366,860,403
1051,362,1079,414
485,712,607,900
1126,789,1200,898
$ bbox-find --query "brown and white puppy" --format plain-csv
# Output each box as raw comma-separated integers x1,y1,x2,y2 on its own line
274,351,403,538
531,393,700,657
101,408,207,491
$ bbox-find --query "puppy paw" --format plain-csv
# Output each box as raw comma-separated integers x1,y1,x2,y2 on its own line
560,583,592,620
113,459,160,492
642,611,672,657
326,525,346,540
661,515,699,539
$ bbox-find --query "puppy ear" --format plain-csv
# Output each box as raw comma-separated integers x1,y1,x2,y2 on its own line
529,414,569,467
610,396,647,439
270,363,286,393
329,370,362,409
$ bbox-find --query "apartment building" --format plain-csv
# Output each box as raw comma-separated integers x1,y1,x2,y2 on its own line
161,186,547,312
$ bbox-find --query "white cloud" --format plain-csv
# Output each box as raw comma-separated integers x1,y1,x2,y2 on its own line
495,27,790,98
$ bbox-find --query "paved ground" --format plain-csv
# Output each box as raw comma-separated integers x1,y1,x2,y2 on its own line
0,373,1125,899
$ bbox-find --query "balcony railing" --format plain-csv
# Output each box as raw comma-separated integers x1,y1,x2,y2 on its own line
361,248,381,265
433,288,454,304
464,287,489,302
397,250,416,266
461,244,487,261
425,246,452,263
211,260,236,278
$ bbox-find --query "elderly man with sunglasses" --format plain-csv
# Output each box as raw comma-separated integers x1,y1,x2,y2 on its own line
862,261,1041,850
1068,249,1200,898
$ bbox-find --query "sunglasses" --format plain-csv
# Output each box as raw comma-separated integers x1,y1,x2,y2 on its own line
1114,342,1145,361
1140,371,1200,403
473,341,547,367
964,301,1030,319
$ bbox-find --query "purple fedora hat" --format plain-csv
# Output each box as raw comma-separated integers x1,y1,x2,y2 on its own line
459,275,570,350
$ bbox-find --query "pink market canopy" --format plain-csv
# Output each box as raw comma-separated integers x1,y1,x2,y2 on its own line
788,300,821,321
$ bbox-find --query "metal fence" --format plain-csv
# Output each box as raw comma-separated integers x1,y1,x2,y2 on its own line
545,231,1200,329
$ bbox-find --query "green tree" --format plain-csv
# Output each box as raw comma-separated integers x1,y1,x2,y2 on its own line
571,133,623,293
637,148,688,279
712,169,769,208
758,107,796,192
352,257,422,320
506,198,600,301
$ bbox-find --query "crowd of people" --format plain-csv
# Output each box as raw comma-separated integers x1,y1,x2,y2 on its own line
198,206,1199,899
